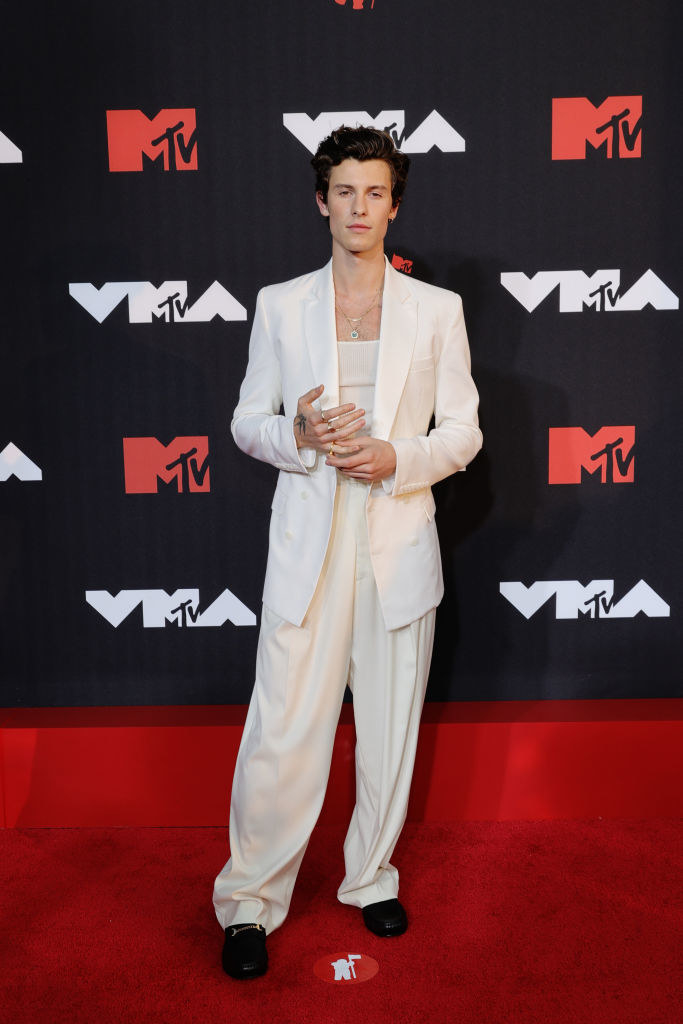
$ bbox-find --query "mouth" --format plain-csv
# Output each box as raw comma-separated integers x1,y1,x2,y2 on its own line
347,224,371,231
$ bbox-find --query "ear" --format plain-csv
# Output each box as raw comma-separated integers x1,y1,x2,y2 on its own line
389,200,400,222
315,191,330,218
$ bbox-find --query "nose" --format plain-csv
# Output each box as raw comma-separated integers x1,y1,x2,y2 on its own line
352,195,368,216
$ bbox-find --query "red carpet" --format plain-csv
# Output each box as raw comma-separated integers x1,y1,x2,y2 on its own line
1,821,681,1024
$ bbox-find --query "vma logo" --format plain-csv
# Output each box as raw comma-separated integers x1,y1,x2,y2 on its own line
0,442,42,481
500,580,669,620
123,437,210,493
0,129,22,163
86,589,256,628
106,109,198,171
500,270,678,312
549,427,635,484
334,0,375,7
283,110,465,154
391,253,413,274
69,281,247,324
552,96,642,159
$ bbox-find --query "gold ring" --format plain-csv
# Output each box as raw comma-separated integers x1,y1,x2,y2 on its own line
328,444,334,457
320,411,327,423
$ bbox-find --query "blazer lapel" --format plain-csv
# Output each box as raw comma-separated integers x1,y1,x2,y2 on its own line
303,260,339,411
373,259,418,441
302,257,418,433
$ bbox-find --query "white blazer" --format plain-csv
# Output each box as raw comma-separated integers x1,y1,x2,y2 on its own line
232,257,483,630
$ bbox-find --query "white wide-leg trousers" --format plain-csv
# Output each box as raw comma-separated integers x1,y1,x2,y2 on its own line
213,475,436,934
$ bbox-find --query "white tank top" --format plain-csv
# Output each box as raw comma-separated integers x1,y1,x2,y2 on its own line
337,339,379,437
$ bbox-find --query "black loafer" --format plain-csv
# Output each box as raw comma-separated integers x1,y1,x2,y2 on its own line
361,898,408,937
222,923,268,979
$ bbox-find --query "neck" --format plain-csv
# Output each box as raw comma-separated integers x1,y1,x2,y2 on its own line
331,241,386,299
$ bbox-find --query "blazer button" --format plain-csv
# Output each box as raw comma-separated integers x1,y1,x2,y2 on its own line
285,530,294,541
409,537,418,546
300,490,309,500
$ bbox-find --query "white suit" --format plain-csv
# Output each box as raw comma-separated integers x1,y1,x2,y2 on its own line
213,256,482,933
230,256,482,629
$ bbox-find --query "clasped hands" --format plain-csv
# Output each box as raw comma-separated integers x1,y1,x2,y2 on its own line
293,385,396,482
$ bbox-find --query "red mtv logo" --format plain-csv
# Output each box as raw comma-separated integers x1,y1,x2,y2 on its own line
106,110,198,171
334,0,375,8
123,437,210,493
548,427,635,484
552,97,642,159
391,253,413,274
313,952,379,984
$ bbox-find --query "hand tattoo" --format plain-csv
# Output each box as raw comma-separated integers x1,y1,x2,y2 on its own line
294,413,307,436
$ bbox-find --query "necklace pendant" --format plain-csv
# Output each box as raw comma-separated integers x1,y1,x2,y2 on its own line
350,329,359,340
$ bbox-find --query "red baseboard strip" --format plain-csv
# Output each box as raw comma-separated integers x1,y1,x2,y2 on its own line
1,700,682,827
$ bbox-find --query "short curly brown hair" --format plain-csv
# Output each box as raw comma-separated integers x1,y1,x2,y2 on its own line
311,125,410,207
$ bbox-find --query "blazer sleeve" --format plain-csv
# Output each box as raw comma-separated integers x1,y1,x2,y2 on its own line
231,288,312,473
389,292,483,495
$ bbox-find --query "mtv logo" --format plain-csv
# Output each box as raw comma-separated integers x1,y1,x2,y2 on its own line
552,96,642,159
500,270,678,312
283,110,465,154
123,437,210,493
548,427,635,484
331,954,362,981
0,442,42,481
86,589,257,628
106,109,198,171
391,253,413,274
500,580,669,620
0,129,22,163
69,281,247,324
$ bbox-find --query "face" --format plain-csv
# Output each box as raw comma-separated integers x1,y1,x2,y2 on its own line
316,158,398,256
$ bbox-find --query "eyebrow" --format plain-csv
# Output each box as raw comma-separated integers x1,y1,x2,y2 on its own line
332,183,388,191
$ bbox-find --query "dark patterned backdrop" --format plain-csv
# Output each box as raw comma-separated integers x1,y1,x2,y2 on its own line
1,0,681,706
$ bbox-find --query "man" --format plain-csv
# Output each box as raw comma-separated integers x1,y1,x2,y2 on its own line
213,126,482,979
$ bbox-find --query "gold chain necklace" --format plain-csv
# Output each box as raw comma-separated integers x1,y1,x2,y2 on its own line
335,286,382,340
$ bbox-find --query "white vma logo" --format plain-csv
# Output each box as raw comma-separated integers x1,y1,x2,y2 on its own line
0,129,22,163
500,270,679,312
283,111,465,154
0,443,42,481
86,589,257,627
500,580,670,619
69,282,247,324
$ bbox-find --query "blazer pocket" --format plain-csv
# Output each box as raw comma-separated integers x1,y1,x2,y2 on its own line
410,356,435,373
423,492,437,521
